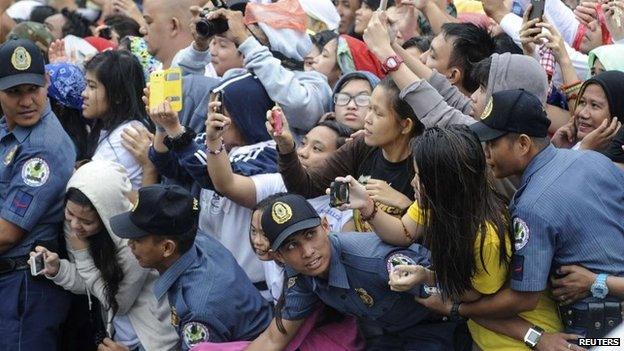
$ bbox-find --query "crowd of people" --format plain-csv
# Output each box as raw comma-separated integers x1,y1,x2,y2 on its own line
0,0,623,350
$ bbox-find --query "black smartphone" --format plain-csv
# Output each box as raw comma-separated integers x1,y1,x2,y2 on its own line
211,90,223,130
329,181,349,208
528,0,546,21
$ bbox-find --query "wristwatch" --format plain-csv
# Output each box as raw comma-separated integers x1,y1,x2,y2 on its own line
163,128,196,151
523,325,544,349
591,273,609,299
381,55,404,74
449,301,464,322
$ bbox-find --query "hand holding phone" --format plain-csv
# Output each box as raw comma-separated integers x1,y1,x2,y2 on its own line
30,252,45,276
149,68,183,112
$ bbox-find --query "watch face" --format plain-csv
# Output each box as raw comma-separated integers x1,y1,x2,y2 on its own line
387,58,397,68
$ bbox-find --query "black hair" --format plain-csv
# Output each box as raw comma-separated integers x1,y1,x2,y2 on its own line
30,5,58,23
441,23,495,92
378,77,424,138
66,188,125,317
471,56,492,90
402,36,432,53
311,30,339,51
411,125,511,301
492,32,522,54
61,8,93,38
316,120,353,149
50,100,89,160
104,14,142,39
83,50,151,158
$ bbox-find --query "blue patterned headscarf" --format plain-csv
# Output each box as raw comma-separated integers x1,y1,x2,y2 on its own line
46,63,86,111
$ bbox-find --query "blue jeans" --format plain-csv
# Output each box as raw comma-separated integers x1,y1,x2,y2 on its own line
0,269,70,351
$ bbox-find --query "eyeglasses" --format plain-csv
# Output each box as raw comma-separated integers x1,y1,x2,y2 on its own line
333,93,371,107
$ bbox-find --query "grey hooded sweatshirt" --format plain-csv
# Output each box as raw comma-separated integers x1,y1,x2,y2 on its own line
49,160,179,350
400,53,549,128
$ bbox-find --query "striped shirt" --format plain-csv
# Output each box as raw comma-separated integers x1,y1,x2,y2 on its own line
509,145,624,295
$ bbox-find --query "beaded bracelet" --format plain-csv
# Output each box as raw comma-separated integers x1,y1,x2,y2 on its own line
360,199,379,222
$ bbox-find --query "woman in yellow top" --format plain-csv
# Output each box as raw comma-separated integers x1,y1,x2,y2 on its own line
334,125,567,350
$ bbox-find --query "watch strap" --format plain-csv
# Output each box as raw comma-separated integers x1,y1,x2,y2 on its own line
382,55,404,74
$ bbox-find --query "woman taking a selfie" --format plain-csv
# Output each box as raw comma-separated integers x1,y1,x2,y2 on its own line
30,161,177,351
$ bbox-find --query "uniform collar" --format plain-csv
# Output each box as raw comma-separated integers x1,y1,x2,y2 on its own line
521,144,557,185
153,244,199,301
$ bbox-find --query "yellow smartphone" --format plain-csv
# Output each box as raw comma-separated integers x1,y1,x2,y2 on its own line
149,67,183,112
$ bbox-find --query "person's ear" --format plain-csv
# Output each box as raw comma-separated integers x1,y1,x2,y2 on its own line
162,239,177,258
400,117,414,136
447,67,462,86
273,249,285,263
320,216,330,232
170,17,180,35
517,134,533,155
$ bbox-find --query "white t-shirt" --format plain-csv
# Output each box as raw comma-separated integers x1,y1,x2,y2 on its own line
262,261,285,304
197,142,278,287
92,121,143,190
251,173,353,232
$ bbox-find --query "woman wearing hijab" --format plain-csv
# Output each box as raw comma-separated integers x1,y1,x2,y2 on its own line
587,44,624,76
552,70,624,152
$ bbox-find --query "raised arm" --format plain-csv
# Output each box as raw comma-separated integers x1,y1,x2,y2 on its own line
204,100,258,208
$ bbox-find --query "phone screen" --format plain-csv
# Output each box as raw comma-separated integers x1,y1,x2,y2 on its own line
30,253,45,276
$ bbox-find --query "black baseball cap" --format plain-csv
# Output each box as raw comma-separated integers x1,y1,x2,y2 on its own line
111,185,200,239
261,194,321,251
0,39,46,91
469,89,551,142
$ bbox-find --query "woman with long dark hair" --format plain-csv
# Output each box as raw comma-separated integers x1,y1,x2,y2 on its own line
81,50,155,189
271,77,424,232
340,126,563,350
30,161,177,350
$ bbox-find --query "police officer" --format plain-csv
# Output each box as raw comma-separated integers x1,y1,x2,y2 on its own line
245,193,461,351
0,38,76,350
469,89,624,343
110,184,273,351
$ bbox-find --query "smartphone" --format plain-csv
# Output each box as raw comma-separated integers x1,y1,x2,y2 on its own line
329,181,349,208
271,107,283,135
210,90,224,130
30,252,45,276
149,67,183,112
419,285,441,298
377,0,388,11
528,0,545,21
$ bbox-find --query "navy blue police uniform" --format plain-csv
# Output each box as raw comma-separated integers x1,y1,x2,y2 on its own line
469,89,624,340
0,39,76,350
261,194,461,351
111,185,273,351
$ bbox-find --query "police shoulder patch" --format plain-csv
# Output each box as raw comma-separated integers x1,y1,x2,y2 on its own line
182,321,210,348
513,217,530,251
386,253,416,273
21,158,50,187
